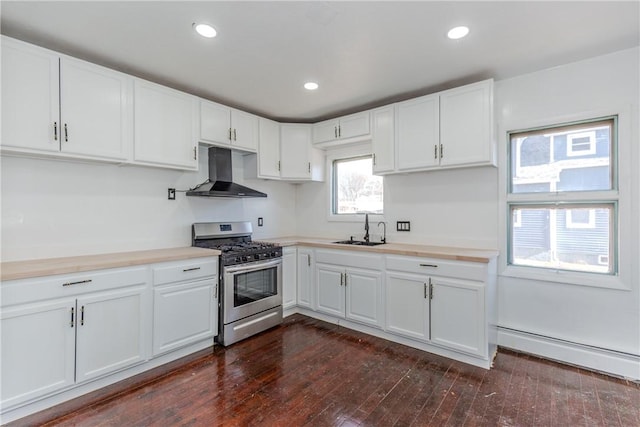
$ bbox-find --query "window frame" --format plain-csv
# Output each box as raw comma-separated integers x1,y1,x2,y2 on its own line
326,144,385,223
500,112,630,290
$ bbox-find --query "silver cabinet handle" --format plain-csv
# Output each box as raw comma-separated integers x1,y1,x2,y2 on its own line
277,160,281,171
334,126,338,138
439,144,443,159
70,307,75,327
307,254,311,266
64,123,69,142
183,267,201,272
80,305,85,325
429,280,434,300
423,283,427,299
193,147,197,160
434,144,438,159
62,279,92,287
419,264,438,268
372,153,376,166
338,125,341,137
308,162,311,173
344,273,347,286
228,128,233,141
54,122,58,141
233,129,237,141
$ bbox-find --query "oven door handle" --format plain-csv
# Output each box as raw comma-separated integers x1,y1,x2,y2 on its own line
223,258,282,274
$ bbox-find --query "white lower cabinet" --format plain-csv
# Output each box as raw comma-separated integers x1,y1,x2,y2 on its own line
282,247,297,310
0,267,148,410
385,271,429,341
315,250,383,329
430,277,485,357
297,247,314,309
151,258,218,356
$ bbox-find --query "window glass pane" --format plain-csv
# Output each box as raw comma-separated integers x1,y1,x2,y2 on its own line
510,119,613,193
333,157,383,214
510,204,613,274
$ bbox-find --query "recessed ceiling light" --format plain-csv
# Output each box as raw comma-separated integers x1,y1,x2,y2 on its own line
304,82,319,90
447,26,469,40
193,23,217,38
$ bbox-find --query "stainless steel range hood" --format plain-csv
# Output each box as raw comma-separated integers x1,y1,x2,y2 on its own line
187,147,267,198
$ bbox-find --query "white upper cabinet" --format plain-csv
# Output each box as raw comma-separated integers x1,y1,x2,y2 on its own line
312,111,370,146
396,93,440,172
199,99,258,152
257,117,281,179
134,79,198,170
439,79,495,168
371,105,395,174
1,37,132,162
280,124,324,181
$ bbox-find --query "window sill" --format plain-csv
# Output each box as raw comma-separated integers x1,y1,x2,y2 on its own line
500,265,630,291
327,213,385,223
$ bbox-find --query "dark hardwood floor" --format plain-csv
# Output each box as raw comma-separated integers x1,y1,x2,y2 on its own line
17,314,640,426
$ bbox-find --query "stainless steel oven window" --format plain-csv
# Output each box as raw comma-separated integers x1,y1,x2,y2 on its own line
233,266,278,307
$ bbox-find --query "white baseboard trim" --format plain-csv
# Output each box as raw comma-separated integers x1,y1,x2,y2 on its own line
497,327,640,381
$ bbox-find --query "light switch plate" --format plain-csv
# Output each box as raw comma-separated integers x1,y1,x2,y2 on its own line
396,221,410,232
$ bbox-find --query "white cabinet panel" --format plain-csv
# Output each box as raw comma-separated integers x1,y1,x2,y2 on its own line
200,99,231,146
1,37,60,153
153,279,216,356
371,106,395,174
280,124,323,181
312,119,338,144
439,80,494,167
345,268,382,328
230,109,259,152
396,94,439,171
312,111,370,145
75,287,146,383
339,111,370,140
430,277,486,357
297,248,314,309
59,57,130,160
282,247,297,310
134,79,198,170
316,264,345,317
385,272,429,341
0,299,76,409
256,117,281,179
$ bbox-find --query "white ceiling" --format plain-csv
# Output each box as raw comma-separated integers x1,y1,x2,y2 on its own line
1,1,638,122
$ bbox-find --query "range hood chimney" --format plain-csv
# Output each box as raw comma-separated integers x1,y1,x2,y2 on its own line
186,147,267,198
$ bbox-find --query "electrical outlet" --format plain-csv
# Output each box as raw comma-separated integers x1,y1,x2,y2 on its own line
258,217,263,227
396,221,410,232
168,188,176,200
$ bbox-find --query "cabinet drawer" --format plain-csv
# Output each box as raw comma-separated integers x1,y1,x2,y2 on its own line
315,249,383,270
1,267,147,307
385,255,486,281
152,258,217,286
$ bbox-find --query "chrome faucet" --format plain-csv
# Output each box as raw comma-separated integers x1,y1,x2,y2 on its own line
363,213,370,243
378,221,387,244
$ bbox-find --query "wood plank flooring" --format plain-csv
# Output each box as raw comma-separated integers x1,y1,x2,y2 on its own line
16,314,640,426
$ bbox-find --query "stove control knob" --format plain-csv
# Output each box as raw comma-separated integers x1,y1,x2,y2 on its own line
254,254,260,260
242,256,248,262
235,257,242,263
271,251,277,258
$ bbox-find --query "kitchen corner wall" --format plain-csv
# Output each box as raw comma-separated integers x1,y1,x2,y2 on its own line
0,149,297,261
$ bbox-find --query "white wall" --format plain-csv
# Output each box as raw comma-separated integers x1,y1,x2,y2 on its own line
494,48,640,370
1,148,297,261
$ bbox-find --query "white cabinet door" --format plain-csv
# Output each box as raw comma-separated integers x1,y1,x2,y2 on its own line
199,99,231,146
1,37,60,153
339,111,370,140
312,119,338,144
280,124,312,179
0,299,76,409
230,109,258,152
345,267,382,328
396,94,439,171
297,248,314,309
439,80,494,168
60,57,131,160
371,106,395,174
385,272,429,341
153,279,216,356
430,277,486,357
282,247,297,310
257,117,281,179
134,79,198,170
316,263,345,318
75,287,146,383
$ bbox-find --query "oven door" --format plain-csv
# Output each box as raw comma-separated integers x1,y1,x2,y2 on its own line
223,258,282,324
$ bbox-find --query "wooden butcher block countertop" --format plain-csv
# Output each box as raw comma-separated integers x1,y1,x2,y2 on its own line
1,247,219,281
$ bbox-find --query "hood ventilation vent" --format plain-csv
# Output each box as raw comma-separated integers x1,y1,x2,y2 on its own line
186,147,267,198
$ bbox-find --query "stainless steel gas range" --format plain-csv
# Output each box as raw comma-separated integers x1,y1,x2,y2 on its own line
192,222,283,346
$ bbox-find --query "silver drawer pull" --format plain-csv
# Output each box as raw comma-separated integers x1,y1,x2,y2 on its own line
183,267,201,272
62,279,92,287
419,264,438,268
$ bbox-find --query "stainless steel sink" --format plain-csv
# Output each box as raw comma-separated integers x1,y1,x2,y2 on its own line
333,240,385,246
